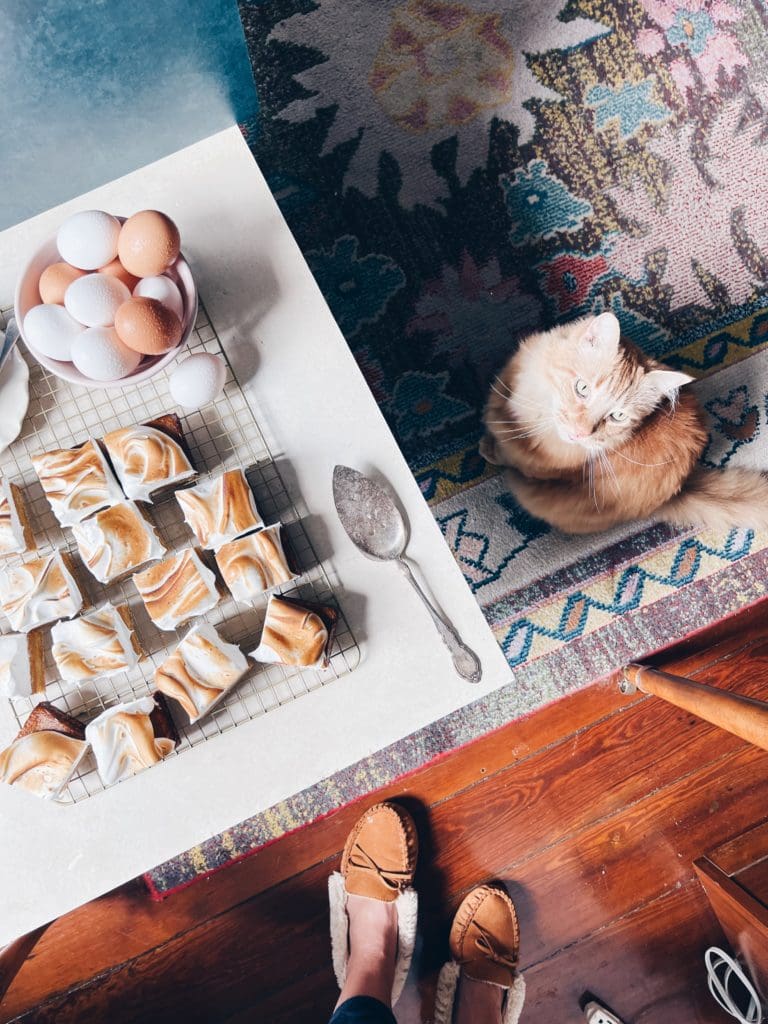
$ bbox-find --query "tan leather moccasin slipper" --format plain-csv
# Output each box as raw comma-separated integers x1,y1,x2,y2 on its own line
434,884,526,1024
340,801,418,901
329,802,419,1005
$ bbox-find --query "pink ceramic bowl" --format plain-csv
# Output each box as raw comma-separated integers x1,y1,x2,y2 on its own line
14,230,198,390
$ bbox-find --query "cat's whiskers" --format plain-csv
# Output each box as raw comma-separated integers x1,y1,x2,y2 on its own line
612,449,675,468
596,449,621,499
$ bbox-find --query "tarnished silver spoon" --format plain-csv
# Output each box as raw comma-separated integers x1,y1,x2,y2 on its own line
332,465,482,684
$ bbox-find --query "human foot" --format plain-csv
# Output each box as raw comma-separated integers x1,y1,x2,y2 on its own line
434,884,525,1024
454,973,504,1024
330,802,419,1009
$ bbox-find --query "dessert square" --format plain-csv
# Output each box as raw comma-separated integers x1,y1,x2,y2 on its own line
175,468,264,550
0,480,35,557
0,701,86,799
0,632,45,698
154,621,249,723
85,694,178,787
101,414,196,503
0,550,85,632
71,501,166,584
215,524,297,604
52,603,144,683
31,439,123,527
133,548,220,631
250,594,337,669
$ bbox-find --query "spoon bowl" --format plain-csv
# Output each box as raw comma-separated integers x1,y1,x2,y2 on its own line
333,464,482,684
332,464,407,561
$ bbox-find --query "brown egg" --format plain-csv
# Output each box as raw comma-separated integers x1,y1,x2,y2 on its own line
117,210,181,278
99,257,139,292
38,262,86,304
114,297,182,355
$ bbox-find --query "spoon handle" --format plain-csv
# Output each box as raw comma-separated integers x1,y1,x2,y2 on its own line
397,558,482,684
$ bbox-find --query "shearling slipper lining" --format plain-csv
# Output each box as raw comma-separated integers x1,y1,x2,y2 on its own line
433,960,526,1024
328,870,418,1005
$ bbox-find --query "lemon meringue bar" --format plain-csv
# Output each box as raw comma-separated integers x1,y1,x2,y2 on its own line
0,550,85,632
154,622,249,723
102,414,196,503
0,632,45,697
133,548,220,631
0,701,86,800
175,468,264,549
0,480,35,557
85,694,179,786
51,602,144,683
72,501,167,584
250,594,337,669
215,524,297,604
31,439,123,527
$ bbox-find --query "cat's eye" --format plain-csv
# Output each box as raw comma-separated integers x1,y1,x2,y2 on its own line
574,378,589,397
609,409,628,422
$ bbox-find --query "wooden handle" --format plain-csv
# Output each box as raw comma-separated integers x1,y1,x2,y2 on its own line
624,663,768,751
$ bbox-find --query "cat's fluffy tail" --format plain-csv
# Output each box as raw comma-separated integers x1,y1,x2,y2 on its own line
657,467,768,532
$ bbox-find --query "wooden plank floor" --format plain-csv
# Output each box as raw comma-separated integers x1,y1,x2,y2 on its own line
5,601,768,1023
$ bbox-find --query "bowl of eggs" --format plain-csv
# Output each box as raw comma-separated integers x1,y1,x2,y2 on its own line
15,209,198,389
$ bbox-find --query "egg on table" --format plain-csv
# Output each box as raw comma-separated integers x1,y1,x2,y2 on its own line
99,257,139,292
133,275,184,321
57,210,121,271
114,296,182,355
38,262,86,305
64,274,131,328
169,353,226,410
71,327,142,382
118,211,180,278
24,304,85,361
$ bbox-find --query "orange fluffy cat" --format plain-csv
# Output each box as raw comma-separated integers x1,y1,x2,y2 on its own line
481,311,768,534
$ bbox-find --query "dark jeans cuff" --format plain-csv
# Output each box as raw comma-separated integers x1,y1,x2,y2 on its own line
328,994,397,1024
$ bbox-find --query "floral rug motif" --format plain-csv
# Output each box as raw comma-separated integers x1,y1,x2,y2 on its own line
238,0,768,667
140,0,768,895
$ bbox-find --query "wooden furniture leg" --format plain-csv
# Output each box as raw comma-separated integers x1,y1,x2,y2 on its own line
621,663,768,752
0,924,50,1005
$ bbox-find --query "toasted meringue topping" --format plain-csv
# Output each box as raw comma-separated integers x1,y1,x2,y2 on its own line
175,469,263,549
133,548,219,631
86,696,175,786
52,603,140,682
250,595,329,668
0,731,86,799
216,525,296,604
154,622,249,722
72,502,166,584
0,551,83,632
102,425,195,502
0,633,38,697
31,440,123,526
0,481,30,556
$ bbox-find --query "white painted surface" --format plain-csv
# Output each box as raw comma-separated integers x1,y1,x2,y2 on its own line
0,128,512,945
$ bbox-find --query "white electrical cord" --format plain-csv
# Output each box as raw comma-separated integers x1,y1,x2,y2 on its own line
705,947,763,1023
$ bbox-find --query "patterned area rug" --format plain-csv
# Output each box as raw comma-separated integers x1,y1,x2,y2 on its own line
145,0,768,894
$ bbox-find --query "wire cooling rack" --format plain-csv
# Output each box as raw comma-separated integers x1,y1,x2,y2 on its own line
0,304,360,802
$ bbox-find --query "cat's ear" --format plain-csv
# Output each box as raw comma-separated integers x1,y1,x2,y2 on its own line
645,369,695,396
581,312,620,354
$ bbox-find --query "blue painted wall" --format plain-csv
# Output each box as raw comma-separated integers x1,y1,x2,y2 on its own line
1,1,259,229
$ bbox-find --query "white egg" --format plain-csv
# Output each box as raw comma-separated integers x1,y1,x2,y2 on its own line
133,275,184,322
23,304,85,361
169,353,226,410
57,210,121,270
71,327,142,382
64,273,130,328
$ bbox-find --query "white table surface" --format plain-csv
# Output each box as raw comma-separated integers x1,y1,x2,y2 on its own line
0,127,512,946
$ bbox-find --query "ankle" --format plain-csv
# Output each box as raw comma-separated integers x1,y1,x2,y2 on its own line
455,972,504,1024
